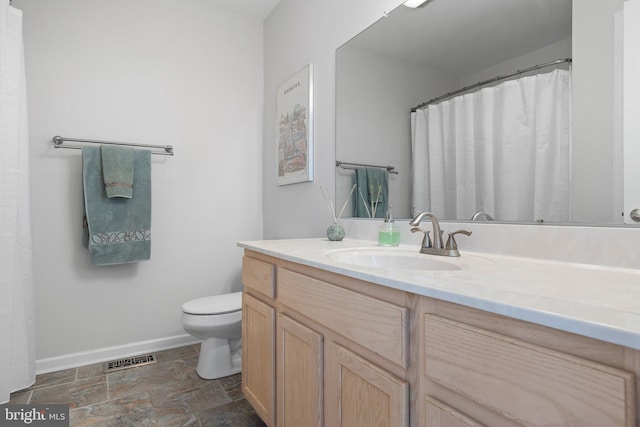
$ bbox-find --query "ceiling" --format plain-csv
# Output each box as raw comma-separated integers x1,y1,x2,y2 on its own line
208,0,281,20
345,0,572,77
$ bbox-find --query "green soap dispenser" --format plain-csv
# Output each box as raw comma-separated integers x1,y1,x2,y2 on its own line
378,205,400,246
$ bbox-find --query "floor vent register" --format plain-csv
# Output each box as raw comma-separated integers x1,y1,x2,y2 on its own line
103,353,158,373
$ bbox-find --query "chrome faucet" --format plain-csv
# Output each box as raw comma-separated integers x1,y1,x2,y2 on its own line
409,212,471,257
409,212,443,250
471,211,494,221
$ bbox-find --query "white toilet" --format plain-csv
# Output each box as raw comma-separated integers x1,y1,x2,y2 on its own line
181,292,242,379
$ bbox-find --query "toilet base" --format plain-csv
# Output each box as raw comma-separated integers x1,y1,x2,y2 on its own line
196,336,242,380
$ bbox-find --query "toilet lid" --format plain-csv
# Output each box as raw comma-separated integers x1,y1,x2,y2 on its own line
182,292,242,315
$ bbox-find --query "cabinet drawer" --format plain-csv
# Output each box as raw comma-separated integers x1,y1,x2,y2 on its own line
242,256,275,299
278,268,407,367
424,315,636,427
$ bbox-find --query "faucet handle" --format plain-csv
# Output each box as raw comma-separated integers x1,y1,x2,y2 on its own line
411,227,431,248
445,229,472,251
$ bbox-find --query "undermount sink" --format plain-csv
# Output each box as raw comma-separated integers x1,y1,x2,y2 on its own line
325,247,462,271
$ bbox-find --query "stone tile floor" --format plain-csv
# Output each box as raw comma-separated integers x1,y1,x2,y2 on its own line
9,345,266,426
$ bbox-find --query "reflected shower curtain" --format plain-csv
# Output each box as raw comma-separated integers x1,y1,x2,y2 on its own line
0,0,35,403
411,69,571,222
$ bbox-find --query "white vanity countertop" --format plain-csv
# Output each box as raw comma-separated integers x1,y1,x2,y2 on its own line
238,238,640,350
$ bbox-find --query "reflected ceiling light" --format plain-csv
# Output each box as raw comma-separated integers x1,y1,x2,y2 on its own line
403,0,429,8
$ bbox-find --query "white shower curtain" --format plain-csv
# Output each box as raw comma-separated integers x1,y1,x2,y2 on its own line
0,0,35,403
411,69,571,222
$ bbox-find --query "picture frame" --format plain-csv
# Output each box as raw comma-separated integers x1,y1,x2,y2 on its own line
276,64,314,185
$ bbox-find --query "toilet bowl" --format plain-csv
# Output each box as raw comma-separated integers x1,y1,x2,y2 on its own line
181,292,242,379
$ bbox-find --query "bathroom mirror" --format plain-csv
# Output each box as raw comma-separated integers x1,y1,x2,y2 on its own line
336,0,632,225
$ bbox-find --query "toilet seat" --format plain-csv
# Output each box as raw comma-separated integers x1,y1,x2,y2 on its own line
182,291,242,315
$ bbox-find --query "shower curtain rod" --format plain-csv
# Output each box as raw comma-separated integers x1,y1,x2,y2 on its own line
52,135,174,156
336,160,398,174
410,57,572,112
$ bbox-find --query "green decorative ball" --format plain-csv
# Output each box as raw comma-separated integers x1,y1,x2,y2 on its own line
326,223,345,241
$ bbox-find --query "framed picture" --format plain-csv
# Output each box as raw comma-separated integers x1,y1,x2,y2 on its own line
277,64,314,185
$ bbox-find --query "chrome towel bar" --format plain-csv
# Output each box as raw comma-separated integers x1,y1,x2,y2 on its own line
336,160,398,174
52,136,174,156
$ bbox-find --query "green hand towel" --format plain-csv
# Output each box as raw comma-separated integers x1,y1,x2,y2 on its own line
82,146,151,265
102,145,134,199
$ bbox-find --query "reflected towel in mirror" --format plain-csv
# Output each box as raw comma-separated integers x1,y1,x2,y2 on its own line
354,167,388,218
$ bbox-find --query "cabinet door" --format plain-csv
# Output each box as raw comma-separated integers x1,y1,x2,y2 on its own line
326,343,408,427
424,397,484,427
277,314,323,427
242,293,275,426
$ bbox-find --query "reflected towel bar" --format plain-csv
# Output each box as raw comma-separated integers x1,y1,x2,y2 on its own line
52,136,174,156
336,160,398,174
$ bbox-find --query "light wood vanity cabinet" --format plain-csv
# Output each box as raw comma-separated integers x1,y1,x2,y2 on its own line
242,251,409,427
242,250,639,427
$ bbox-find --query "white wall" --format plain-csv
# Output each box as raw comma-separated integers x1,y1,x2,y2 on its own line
15,0,264,364
263,0,404,239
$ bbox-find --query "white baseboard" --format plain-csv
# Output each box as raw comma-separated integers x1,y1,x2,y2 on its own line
35,334,200,375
